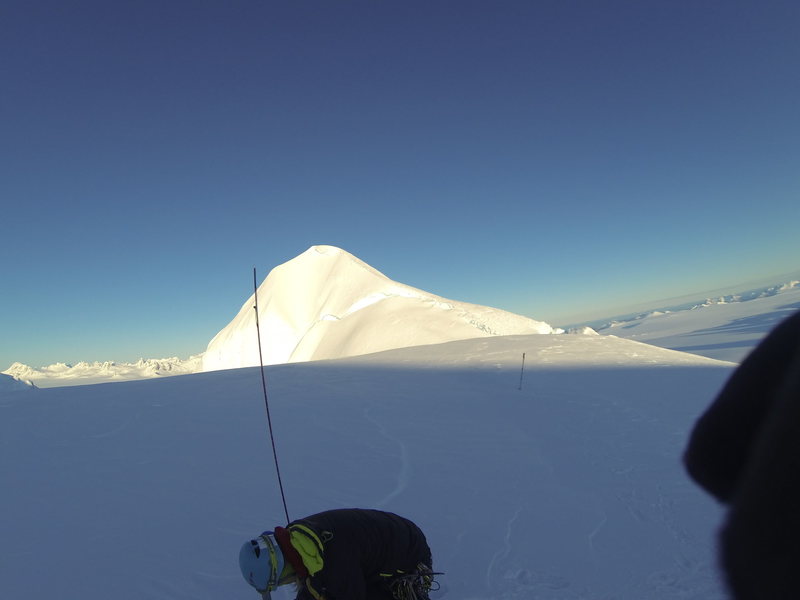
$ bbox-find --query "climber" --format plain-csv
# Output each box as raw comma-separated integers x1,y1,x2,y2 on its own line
239,508,435,600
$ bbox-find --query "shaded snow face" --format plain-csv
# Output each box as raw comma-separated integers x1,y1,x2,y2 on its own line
202,245,555,371
0,333,731,600
0,372,36,393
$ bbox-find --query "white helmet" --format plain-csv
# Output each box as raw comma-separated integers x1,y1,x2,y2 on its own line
239,531,286,599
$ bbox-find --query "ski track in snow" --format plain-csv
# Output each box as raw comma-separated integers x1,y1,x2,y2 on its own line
363,405,412,508
587,509,609,558
486,506,523,591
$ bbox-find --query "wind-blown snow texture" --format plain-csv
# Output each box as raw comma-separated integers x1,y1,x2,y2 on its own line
0,334,731,600
202,245,556,372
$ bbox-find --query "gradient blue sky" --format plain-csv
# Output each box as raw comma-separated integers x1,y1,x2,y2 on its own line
2,0,799,368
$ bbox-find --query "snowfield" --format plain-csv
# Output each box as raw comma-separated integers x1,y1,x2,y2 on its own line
0,333,732,600
3,246,797,599
597,282,800,363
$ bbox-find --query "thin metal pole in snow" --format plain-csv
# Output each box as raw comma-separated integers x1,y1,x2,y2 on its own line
518,352,526,391
253,268,291,524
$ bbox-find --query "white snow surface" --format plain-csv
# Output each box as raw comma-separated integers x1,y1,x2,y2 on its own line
599,283,800,362
202,245,557,372
1,333,733,600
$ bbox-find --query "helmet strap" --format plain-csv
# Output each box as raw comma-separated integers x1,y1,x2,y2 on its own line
255,532,280,593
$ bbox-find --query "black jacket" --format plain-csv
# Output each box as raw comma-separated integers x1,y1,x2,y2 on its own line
684,309,800,599
291,508,432,600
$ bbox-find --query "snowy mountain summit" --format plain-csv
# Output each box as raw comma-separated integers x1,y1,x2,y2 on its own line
203,245,558,371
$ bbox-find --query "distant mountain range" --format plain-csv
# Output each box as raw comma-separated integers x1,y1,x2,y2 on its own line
599,281,800,362
4,356,202,389
590,280,800,329
3,246,797,389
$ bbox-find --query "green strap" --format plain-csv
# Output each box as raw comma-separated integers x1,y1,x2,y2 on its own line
290,523,326,555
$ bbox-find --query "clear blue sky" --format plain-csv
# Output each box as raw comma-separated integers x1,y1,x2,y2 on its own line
2,0,799,368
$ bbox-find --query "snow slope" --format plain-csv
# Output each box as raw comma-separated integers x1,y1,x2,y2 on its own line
0,333,732,600
202,245,556,372
0,372,35,392
599,283,800,362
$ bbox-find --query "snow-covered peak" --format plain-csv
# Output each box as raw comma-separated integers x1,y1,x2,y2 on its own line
202,245,557,371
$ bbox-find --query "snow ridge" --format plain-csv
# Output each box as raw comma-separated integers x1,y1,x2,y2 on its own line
202,245,557,371
0,372,36,393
